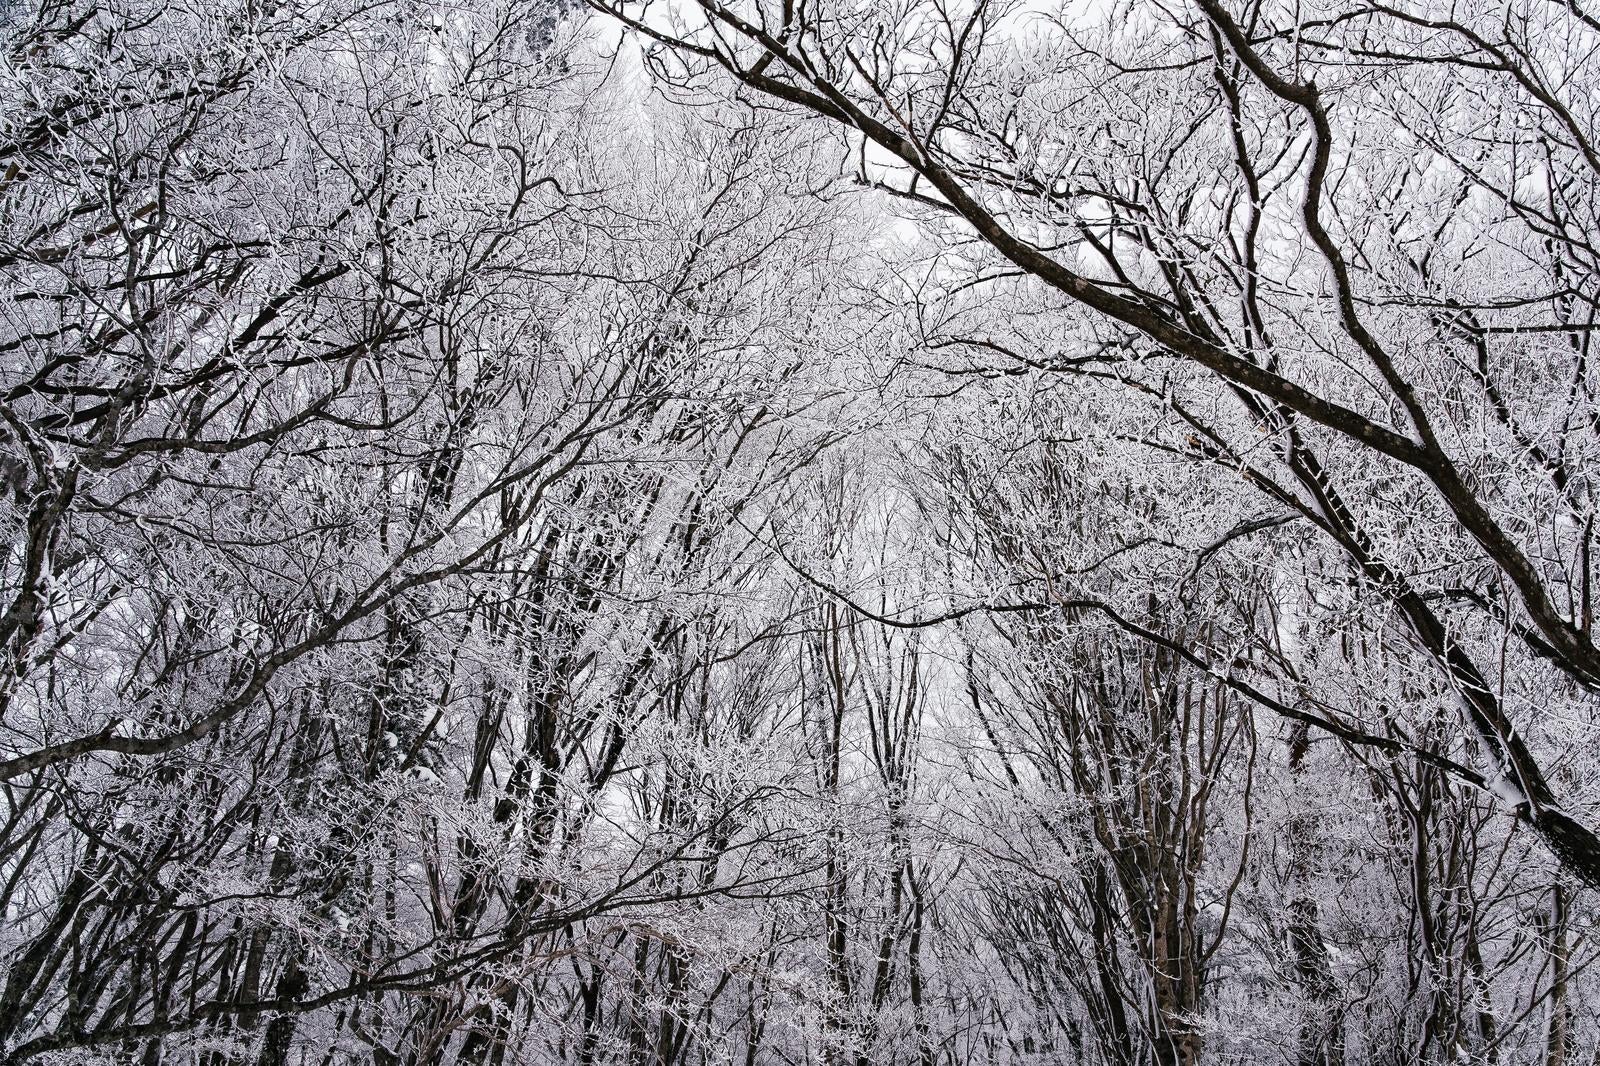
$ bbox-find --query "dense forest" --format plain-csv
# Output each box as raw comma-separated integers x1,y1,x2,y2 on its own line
2,0,1598,1062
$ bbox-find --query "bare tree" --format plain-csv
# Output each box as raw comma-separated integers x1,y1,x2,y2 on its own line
0,2,865,1061
6,0,1600,1062
589,0,1600,888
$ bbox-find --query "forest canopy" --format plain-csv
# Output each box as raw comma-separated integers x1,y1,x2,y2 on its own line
1,0,1598,1063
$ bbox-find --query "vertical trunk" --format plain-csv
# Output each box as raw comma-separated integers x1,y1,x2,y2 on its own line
257,959,308,1066
1545,885,1571,1066
1285,722,1342,1066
